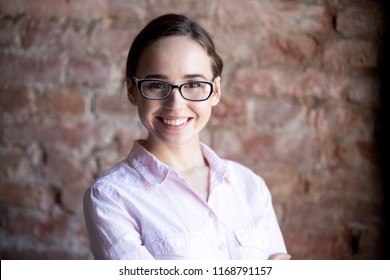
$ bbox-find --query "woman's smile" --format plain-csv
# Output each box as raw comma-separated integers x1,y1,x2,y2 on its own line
161,117,191,127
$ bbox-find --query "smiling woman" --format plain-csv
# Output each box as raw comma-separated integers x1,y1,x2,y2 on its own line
83,13,290,260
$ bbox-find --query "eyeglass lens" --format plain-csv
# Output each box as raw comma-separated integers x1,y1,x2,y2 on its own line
140,80,212,101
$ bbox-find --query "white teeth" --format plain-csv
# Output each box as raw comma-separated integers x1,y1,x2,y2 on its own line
163,118,189,126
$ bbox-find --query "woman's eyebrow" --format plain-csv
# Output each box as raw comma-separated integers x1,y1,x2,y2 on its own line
183,74,208,80
142,74,209,80
142,74,167,79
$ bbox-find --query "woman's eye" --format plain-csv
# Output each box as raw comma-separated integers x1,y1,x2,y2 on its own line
148,82,165,89
186,82,202,88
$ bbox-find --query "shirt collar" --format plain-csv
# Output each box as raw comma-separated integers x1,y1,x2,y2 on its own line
199,142,230,183
126,141,230,186
127,141,171,186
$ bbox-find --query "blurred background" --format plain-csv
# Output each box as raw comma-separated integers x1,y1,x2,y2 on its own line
0,0,388,259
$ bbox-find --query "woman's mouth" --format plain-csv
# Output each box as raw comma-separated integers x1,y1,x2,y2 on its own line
163,118,189,126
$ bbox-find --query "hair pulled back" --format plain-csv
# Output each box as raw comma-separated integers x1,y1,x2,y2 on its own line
126,14,223,80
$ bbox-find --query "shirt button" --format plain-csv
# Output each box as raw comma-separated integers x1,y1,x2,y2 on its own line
208,212,215,218
218,244,225,251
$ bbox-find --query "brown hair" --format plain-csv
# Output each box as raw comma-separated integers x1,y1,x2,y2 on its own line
126,14,223,80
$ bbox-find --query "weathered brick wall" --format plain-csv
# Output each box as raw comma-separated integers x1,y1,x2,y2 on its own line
0,0,386,259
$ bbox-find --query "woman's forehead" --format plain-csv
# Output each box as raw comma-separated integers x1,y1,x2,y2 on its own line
136,36,213,78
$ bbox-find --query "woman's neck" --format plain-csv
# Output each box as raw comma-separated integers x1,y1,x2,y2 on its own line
140,137,207,172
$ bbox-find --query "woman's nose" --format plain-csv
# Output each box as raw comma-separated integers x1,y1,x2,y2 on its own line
163,88,186,109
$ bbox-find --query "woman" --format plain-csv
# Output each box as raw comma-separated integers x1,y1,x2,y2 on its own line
84,14,290,260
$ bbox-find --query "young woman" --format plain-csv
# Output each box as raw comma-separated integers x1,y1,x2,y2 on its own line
84,14,290,260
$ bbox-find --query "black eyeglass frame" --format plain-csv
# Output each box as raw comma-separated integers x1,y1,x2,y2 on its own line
131,76,215,102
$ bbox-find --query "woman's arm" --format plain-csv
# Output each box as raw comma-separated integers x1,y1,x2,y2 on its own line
83,183,155,260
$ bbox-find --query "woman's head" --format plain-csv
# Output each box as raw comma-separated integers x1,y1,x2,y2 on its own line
126,14,223,80
125,14,224,148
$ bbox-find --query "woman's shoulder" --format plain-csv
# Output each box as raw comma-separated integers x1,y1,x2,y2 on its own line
223,159,268,188
201,143,266,185
89,160,145,195
224,159,261,177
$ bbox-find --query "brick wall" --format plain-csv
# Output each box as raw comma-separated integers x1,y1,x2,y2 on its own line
0,0,386,259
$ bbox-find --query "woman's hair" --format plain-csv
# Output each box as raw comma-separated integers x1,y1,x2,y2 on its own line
126,14,223,80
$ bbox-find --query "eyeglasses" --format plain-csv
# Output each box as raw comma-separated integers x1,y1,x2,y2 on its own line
132,76,215,101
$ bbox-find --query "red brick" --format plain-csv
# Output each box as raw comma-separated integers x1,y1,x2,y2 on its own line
253,98,310,132
95,146,123,175
234,67,334,99
336,5,384,37
316,103,375,139
108,0,212,22
307,169,381,200
16,0,67,17
217,1,333,34
287,68,328,98
95,93,137,120
39,88,87,118
323,39,379,69
327,196,383,233
249,134,321,169
44,150,93,186
21,20,89,52
116,126,140,153
0,19,20,47
234,67,277,97
216,0,280,28
213,28,265,69
325,73,350,101
0,86,32,113
284,198,342,236
0,0,106,19
67,55,110,87
143,0,216,22
261,34,318,64
0,182,54,210
323,137,380,170
213,130,321,169
107,0,148,21
277,2,333,34
353,228,384,259
259,167,303,196
3,209,72,243
284,232,353,259
336,138,380,169
346,74,380,107
211,95,247,127
59,23,89,52
21,21,63,50
3,121,98,149
247,68,348,101
0,244,92,260
0,147,38,182
66,0,106,20
90,24,136,56
0,52,63,85
61,183,89,217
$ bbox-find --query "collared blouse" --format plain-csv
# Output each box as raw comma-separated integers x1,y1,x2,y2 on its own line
83,141,287,259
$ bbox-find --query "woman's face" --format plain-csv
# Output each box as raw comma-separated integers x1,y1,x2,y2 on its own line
128,36,221,148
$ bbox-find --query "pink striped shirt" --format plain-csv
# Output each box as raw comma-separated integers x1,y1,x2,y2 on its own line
84,141,287,259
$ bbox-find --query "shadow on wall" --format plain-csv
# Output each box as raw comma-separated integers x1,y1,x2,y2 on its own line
379,2,390,260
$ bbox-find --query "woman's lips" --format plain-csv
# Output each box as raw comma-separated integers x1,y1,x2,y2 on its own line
157,117,192,128
163,118,189,126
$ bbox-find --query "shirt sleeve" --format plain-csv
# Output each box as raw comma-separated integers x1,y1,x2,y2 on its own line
258,176,288,257
83,183,155,260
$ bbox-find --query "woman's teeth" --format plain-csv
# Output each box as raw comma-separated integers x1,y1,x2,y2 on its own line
163,118,189,126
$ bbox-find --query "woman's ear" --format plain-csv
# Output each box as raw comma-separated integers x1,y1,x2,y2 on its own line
127,78,137,106
211,76,222,107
